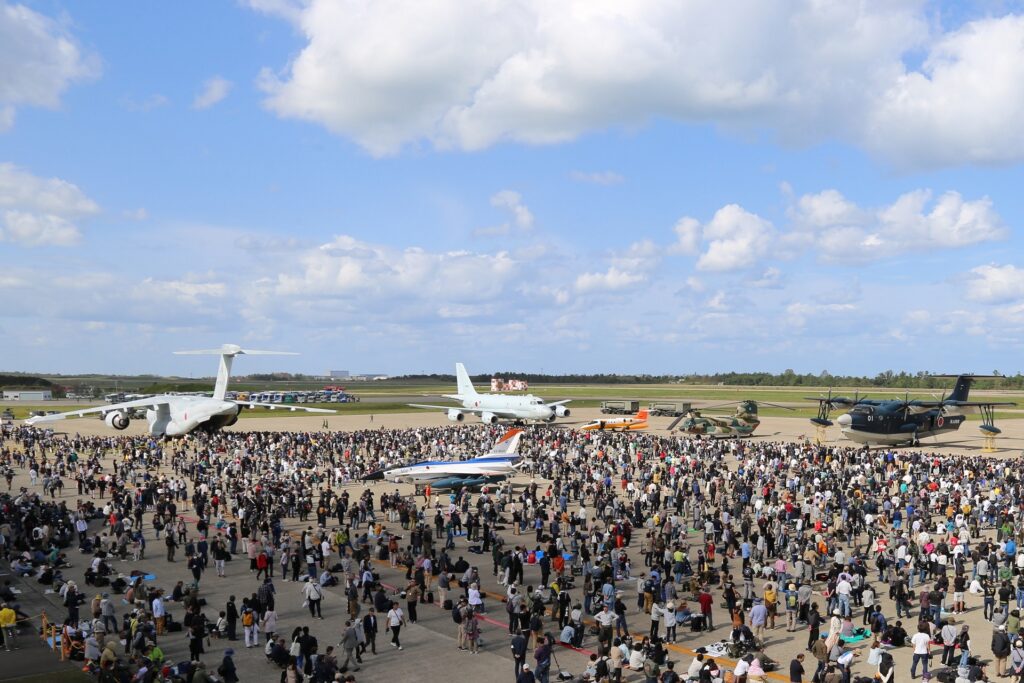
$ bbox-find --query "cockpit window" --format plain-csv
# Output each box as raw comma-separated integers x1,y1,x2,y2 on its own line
850,405,873,415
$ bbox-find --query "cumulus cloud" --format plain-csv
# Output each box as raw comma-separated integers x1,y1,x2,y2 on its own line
574,266,645,293
253,1,929,155
192,76,233,110
0,163,98,246
0,2,98,131
248,3,1024,167
868,15,1024,167
791,188,1005,263
276,235,518,301
697,205,775,272
965,265,1024,304
669,217,701,255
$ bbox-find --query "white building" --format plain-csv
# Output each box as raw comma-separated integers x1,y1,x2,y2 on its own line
2,389,53,401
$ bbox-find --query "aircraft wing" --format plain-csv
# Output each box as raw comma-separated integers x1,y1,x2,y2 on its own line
545,400,571,406
407,403,480,413
24,397,170,425
238,401,336,414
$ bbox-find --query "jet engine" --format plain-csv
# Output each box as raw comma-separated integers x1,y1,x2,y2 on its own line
480,412,498,424
104,411,130,430
447,409,465,422
554,405,570,418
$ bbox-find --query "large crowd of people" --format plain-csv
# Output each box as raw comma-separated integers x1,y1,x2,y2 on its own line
2,418,1023,683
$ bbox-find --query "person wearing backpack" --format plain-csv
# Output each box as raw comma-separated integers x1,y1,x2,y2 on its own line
453,597,466,649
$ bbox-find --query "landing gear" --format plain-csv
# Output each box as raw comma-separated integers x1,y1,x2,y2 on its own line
814,425,828,445
982,433,997,453
981,405,999,453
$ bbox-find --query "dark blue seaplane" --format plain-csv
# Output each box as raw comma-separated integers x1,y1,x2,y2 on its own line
807,374,1016,446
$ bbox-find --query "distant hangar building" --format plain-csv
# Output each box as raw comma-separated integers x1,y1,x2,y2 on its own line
327,370,350,379
3,389,53,401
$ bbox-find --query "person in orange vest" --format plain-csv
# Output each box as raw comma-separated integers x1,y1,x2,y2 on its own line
424,484,431,503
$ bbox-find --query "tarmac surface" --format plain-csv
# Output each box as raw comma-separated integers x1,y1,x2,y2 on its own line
5,408,1023,682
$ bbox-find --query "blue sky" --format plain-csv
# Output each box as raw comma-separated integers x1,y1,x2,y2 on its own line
3,0,1024,378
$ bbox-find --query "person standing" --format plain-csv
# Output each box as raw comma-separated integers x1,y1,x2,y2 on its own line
534,636,552,683
698,587,714,631
911,622,932,679
940,619,958,666
151,593,166,635
993,625,1012,677
465,609,481,654
387,601,406,650
790,654,805,683
303,578,324,619
511,629,528,679
225,595,238,641
361,608,378,656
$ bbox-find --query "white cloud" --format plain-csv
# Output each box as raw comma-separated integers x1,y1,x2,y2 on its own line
669,217,701,255
574,266,645,293
192,76,233,110
137,277,227,306
697,204,774,272
570,170,624,185
476,190,534,236
0,2,98,131
1,210,79,246
250,3,1024,167
276,235,518,301
0,163,98,246
965,265,1024,304
123,208,148,221
254,1,928,155
868,15,1024,167
612,239,660,272
791,188,1004,263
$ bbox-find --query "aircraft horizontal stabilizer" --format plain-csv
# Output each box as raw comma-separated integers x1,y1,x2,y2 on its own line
174,344,298,357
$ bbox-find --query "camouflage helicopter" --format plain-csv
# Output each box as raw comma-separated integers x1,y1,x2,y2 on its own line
666,400,793,437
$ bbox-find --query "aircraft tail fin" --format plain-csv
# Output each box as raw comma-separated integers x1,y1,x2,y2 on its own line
484,428,522,456
636,408,649,421
932,374,1004,404
946,375,974,403
455,362,478,398
173,344,298,400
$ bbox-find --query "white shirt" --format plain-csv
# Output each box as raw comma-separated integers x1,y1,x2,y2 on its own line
387,608,404,627
911,631,931,655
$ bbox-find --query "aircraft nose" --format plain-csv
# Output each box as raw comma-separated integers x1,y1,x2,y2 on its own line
836,413,852,428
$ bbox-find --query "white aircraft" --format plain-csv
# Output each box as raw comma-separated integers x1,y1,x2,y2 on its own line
409,363,570,424
374,429,524,485
25,344,334,437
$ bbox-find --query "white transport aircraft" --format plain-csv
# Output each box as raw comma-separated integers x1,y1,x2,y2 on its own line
25,344,334,437
408,363,570,424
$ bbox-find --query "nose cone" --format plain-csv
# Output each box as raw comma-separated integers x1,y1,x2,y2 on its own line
836,413,852,428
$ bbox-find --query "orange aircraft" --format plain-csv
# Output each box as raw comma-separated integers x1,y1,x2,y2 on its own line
579,408,649,432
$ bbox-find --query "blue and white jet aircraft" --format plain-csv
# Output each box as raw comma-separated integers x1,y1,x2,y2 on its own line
366,428,524,489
